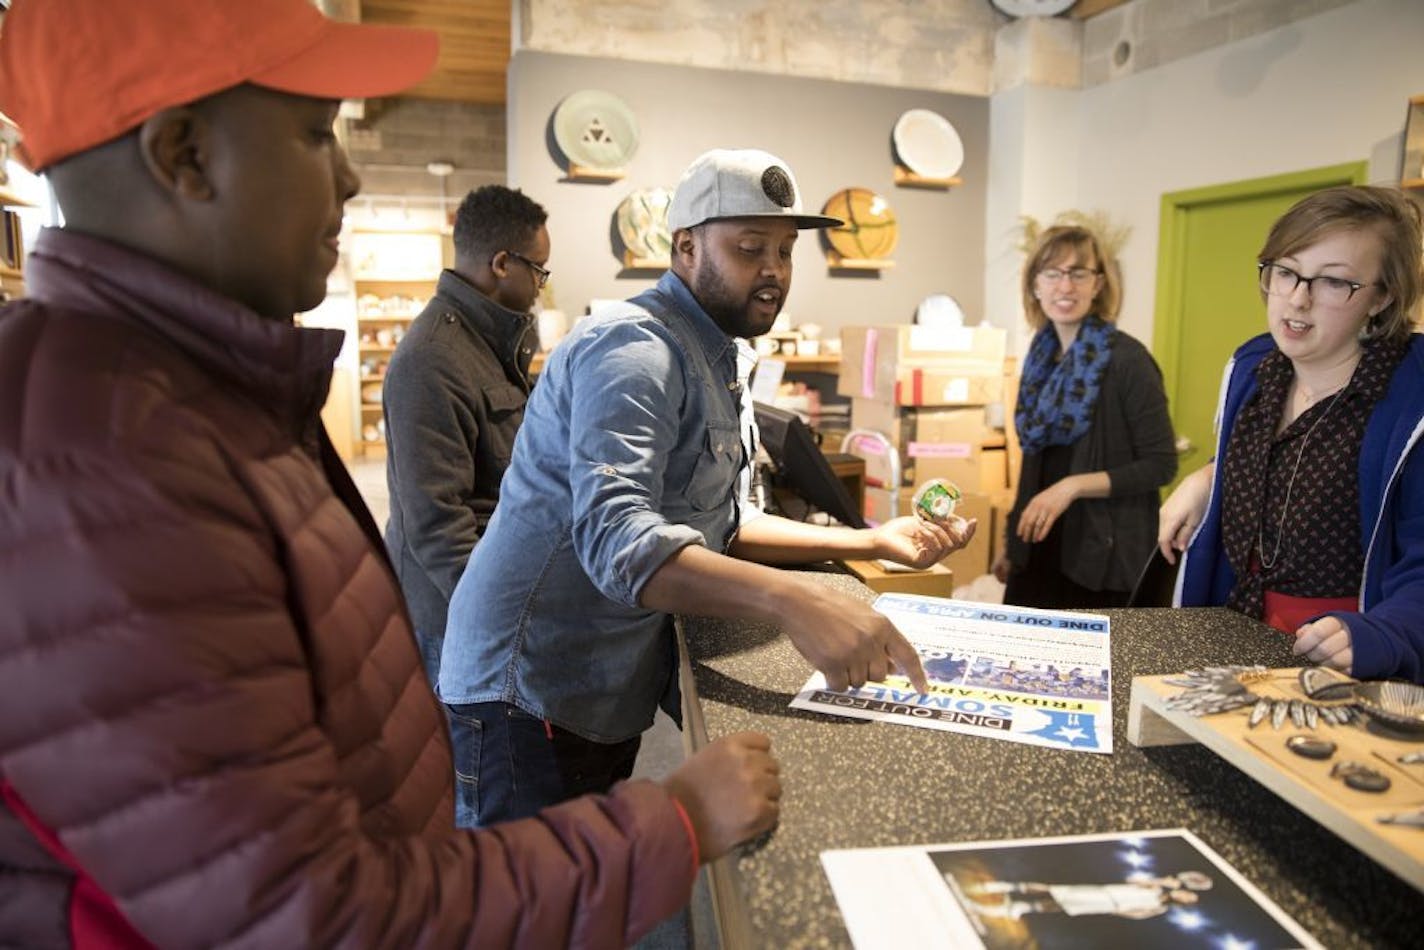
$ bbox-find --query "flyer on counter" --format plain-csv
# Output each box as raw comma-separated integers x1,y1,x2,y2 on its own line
821,829,1321,950
789,593,1113,753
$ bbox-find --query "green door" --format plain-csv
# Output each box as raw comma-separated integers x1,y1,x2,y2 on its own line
1152,162,1367,491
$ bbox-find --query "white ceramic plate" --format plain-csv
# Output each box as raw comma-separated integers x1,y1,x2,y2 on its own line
892,108,964,180
990,0,1074,16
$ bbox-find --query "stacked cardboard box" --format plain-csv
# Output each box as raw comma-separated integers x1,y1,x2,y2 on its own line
838,323,1012,583
846,400,1007,493
838,324,1006,408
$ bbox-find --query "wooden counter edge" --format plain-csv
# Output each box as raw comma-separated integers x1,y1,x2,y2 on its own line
676,624,759,950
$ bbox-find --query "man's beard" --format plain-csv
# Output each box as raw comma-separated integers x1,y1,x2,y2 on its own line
691,257,783,339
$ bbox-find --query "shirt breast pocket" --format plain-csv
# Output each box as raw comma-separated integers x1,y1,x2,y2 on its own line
685,420,743,512
481,383,526,421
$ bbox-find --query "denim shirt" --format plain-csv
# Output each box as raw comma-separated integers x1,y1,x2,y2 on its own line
440,271,749,742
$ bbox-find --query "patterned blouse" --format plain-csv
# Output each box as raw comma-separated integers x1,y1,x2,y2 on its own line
1219,337,1408,619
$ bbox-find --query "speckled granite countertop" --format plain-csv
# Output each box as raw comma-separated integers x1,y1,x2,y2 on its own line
679,571,1421,949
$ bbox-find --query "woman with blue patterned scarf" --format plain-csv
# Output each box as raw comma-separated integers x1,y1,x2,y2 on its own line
993,226,1177,609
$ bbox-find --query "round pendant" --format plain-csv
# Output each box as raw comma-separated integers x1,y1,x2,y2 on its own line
1285,735,1336,760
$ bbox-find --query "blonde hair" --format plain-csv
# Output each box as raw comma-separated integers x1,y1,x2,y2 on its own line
1021,225,1121,330
1258,185,1422,344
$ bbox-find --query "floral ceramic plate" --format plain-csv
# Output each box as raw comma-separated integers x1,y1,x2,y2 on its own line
615,187,674,260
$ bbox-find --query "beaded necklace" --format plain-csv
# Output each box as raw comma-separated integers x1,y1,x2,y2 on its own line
1256,384,1347,571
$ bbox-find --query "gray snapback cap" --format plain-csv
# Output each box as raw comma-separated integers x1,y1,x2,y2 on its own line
666,148,842,232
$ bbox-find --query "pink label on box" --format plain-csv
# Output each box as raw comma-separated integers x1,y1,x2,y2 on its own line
908,441,972,459
851,435,890,456
861,328,878,398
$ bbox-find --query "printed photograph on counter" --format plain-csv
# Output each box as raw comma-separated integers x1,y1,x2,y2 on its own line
789,594,1113,753
822,829,1320,950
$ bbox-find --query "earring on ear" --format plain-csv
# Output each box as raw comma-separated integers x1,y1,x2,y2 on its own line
1359,314,1381,342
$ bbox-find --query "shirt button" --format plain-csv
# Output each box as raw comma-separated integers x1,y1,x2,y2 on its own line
444,314,456,324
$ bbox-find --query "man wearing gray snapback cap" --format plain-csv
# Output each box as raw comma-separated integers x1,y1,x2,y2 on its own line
440,148,976,827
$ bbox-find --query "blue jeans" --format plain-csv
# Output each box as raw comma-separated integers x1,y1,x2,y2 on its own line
446,701,642,827
412,627,442,689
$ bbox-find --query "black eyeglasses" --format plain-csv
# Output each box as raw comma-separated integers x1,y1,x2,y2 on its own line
1036,267,1102,286
1258,261,1377,307
504,250,551,289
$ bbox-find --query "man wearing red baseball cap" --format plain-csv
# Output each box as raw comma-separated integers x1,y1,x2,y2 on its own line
0,1,780,947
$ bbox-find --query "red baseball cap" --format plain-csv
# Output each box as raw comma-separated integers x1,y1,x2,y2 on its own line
0,0,440,170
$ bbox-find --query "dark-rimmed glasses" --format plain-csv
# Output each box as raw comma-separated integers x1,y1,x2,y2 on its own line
1258,261,1377,307
1036,267,1101,286
504,250,551,289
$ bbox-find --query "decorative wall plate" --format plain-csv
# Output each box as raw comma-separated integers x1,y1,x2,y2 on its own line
552,89,639,171
822,188,899,260
915,293,967,328
990,0,1075,16
892,108,964,180
615,187,674,260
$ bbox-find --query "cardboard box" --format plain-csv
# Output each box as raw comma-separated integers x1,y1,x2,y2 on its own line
841,558,954,598
838,324,1007,407
846,400,1009,492
862,489,995,582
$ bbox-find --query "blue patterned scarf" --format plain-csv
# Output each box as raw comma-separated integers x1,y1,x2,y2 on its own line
1014,315,1116,456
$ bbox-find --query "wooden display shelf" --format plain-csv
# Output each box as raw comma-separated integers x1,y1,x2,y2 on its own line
621,249,669,270
1402,178,1424,191
358,343,398,353
357,311,420,321
0,187,35,208
353,274,438,284
1128,671,1424,894
826,252,894,271
892,165,962,190
756,353,841,374
565,163,625,182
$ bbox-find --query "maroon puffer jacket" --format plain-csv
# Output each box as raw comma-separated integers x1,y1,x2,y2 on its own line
0,229,695,948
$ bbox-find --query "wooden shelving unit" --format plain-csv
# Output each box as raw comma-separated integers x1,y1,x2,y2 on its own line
0,187,31,301
892,165,962,190
354,275,436,454
1402,94,1424,190
345,228,447,457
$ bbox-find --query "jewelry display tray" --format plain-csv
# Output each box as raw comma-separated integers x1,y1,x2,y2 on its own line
1129,670,1424,893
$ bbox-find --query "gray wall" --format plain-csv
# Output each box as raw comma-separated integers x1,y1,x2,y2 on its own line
507,50,991,334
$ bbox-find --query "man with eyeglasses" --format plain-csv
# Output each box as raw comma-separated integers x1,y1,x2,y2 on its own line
384,184,551,684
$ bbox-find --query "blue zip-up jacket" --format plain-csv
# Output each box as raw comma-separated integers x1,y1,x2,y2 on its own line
1176,332,1424,682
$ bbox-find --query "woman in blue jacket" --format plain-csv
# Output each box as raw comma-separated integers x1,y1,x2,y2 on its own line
1160,186,1424,683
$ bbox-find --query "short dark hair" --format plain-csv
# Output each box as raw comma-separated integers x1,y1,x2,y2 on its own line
451,185,548,261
